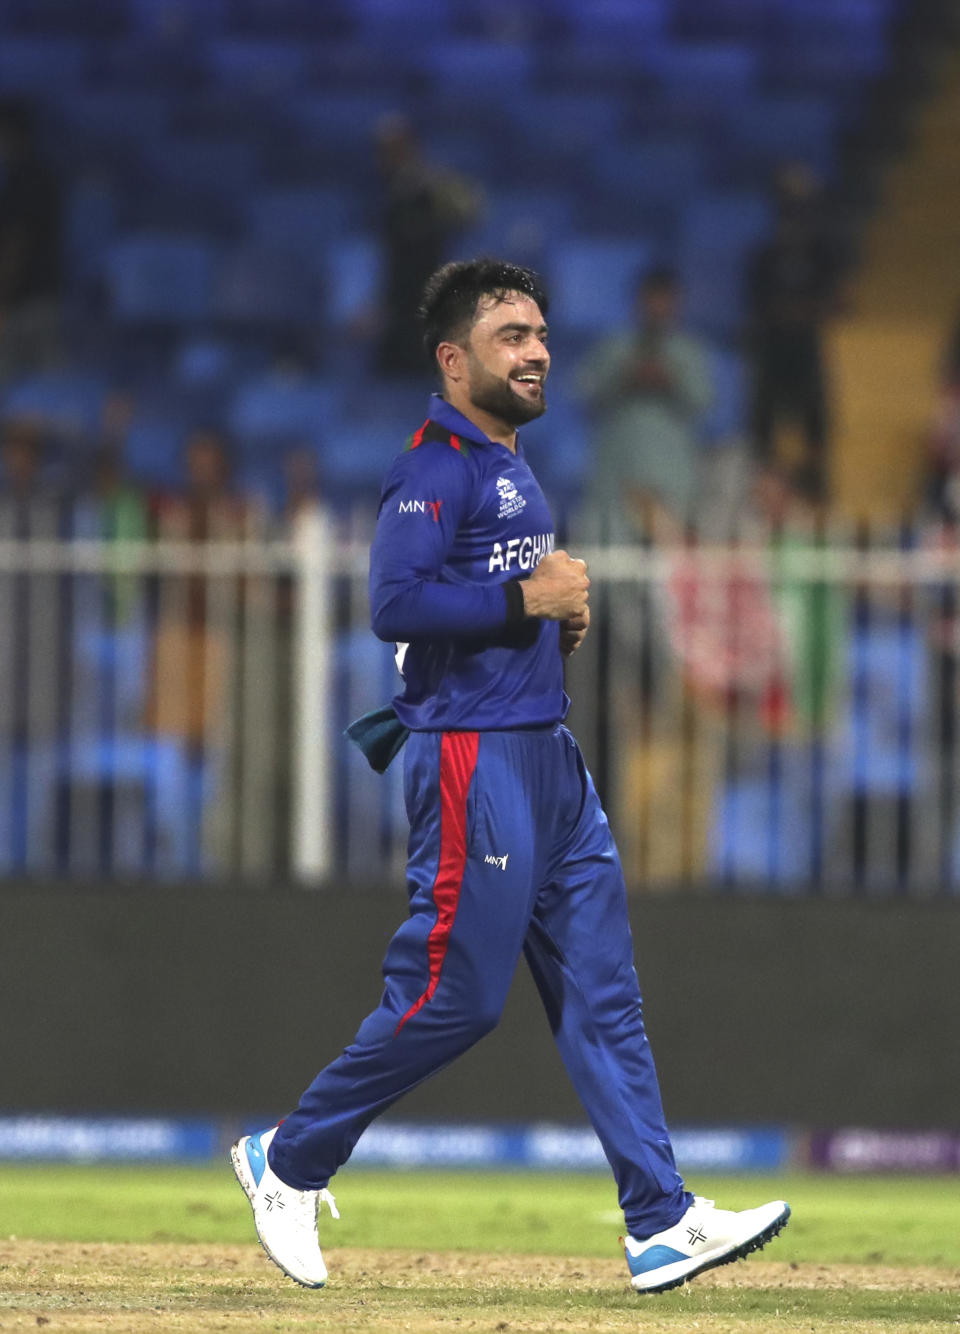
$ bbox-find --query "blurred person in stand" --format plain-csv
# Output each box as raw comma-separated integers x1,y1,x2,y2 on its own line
577,265,713,541
575,267,713,883
925,306,960,522
0,418,64,865
145,428,267,866
280,443,324,530
746,164,844,501
147,426,258,749
77,393,149,624
0,417,64,529
374,114,482,378
922,312,960,878
0,100,63,382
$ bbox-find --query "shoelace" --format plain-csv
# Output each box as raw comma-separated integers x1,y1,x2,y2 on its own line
290,1187,340,1242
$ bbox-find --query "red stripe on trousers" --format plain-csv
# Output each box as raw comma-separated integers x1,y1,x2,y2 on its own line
394,730,479,1036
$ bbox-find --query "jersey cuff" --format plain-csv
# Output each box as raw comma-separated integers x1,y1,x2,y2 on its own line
504,578,526,624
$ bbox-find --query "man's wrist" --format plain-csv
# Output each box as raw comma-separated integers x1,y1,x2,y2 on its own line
504,578,528,623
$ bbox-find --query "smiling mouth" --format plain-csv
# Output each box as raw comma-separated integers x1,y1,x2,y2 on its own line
512,374,544,392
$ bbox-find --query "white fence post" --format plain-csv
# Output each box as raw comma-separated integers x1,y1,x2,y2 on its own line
291,506,334,883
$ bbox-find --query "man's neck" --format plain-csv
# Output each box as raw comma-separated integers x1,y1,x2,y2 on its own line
441,388,517,453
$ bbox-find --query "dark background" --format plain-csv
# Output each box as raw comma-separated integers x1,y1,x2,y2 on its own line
4,886,957,1127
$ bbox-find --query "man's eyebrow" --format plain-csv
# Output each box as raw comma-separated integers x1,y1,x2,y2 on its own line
495,321,550,336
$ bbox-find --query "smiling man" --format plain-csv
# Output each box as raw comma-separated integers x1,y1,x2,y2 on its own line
231,259,790,1294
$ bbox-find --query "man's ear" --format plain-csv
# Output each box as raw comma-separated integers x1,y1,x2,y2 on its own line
436,340,465,383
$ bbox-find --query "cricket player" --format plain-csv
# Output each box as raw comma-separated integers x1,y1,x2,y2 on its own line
231,259,790,1293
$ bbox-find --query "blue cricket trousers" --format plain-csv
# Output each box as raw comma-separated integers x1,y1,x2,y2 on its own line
269,724,692,1238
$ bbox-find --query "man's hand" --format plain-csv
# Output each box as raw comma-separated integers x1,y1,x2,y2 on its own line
520,549,589,621
559,605,590,657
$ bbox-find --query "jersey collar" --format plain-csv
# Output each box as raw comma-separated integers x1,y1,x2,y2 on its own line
427,393,523,453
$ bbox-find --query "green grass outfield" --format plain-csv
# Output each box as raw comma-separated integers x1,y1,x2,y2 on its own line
2,1166,959,1333
1,1164,958,1265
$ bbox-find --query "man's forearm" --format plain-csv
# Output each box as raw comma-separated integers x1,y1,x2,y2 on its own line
371,576,525,642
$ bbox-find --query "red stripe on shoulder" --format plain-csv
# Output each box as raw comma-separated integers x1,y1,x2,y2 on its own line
408,421,429,450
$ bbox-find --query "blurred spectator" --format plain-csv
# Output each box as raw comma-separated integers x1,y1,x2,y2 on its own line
147,428,259,748
748,466,842,737
578,266,713,537
374,114,482,378
87,441,149,625
281,444,323,529
925,306,960,521
146,427,266,863
0,100,62,381
0,418,62,528
746,164,843,501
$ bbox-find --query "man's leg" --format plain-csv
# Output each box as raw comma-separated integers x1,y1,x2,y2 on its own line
523,729,691,1240
269,729,540,1190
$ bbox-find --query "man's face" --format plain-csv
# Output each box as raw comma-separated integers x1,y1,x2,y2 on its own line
641,283,678,328
461,293,550,427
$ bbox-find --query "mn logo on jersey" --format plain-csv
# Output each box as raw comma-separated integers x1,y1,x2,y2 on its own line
495,475,526,519
398,498,443,522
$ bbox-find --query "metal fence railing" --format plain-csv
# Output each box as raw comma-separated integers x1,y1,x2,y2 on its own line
0,500,958,895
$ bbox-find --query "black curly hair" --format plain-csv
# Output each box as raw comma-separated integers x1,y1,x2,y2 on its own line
418,258,549,366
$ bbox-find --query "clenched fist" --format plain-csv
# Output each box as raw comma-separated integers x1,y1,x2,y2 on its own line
520,549,589,621
559,605,590,656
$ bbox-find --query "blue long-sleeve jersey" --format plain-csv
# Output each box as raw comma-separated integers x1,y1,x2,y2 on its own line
369,395,570,731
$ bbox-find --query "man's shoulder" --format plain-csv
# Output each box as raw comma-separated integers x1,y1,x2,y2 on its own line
403,419,474,458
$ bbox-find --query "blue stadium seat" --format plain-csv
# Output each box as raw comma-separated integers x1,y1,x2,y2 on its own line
245,187,354,254
547,237,654,333
228,375,341,453
225,0,349,37
672,0,772,40
708,756,825,891
833,619,928,798
0,0,127,33
287,92,405,157
319,428,393,498
324,236,381,325
123,412,189,486
699,346,748,443
724,97,839,182
46,91,172,165
655,41,758,112
679,190,771,338
767,35,889,93
214,244,324,327
348,0,453,43
420,39,533,88
171,336,240,388
205,38,310,92
64,178,118,288
558,0,668,42
147,137,261,200
128,0,228,36
459,190,577,267
0,38,89,90
590,137,705,216
507,94,625,159
106,234,219,324
2,373,109,442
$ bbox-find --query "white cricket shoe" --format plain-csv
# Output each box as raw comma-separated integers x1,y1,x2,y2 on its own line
230,1124,339,1288
624,1194,790,1293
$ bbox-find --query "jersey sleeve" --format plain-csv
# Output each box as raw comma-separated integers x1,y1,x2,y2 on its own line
369,443,514,641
